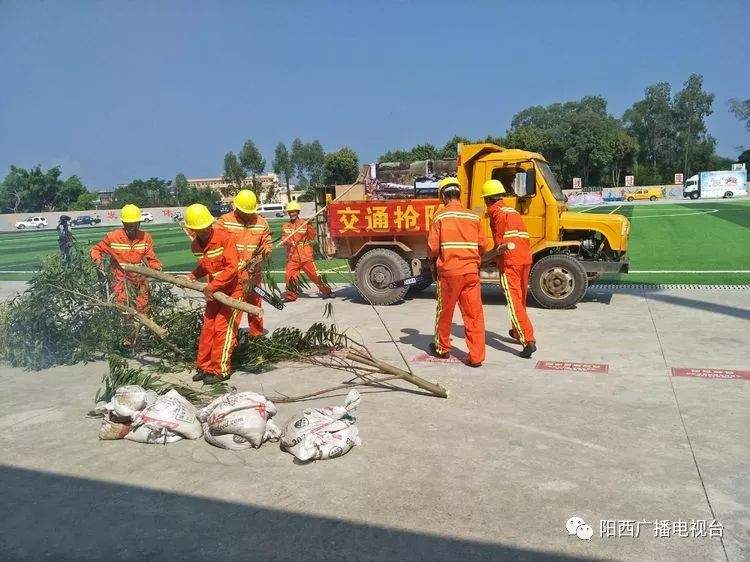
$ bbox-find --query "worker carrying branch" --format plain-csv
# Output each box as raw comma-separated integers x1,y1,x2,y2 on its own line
427,177,487,368
90,204,162,346
184,203,243,384
215,190,271,337
282,201,332,302
482,179,537,358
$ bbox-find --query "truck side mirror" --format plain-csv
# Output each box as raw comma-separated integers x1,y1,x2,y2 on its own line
524,169,536,197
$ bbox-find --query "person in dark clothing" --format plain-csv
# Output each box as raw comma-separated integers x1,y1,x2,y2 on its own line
57,215,74,265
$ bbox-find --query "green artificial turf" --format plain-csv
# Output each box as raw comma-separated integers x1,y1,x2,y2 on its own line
1,199,748,285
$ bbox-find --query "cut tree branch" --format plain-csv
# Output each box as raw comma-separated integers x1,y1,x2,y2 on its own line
121,264,262,317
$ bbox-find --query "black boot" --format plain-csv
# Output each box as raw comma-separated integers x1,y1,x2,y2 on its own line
519,342,537,359
192,371,206,382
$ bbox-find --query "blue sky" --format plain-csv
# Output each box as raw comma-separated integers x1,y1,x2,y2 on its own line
1,0,747,188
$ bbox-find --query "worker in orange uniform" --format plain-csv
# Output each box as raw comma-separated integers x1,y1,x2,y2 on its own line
91,204,162,346
184,203,243,384
482,179,537,358
215,190,271,337
282,201,332,302
427,177,487,367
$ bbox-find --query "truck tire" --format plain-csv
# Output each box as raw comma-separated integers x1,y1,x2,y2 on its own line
724,191,733,199
530,254,588,309
689,192,699,200
354,248,411,305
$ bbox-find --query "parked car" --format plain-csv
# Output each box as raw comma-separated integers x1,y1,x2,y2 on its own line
71,214,101,226
626,187,662,202
141,211,154,222
14,216,48,229
257,203,286,218
211,202,232,217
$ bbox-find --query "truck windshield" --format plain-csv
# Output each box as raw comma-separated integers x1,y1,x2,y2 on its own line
538,162,567,202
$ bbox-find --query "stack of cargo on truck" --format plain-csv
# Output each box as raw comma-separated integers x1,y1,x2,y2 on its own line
322,143,631,309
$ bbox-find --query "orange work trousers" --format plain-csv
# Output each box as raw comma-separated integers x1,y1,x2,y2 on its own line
500,264,535,345
113,273,150,314
285,260,331,301
434,272,485,364
197,290,244,376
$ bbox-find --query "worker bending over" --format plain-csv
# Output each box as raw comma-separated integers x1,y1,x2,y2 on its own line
427,177,487,367
91,204,162,346
216,190,271,337
282,201,332,302
184,204,243,384
482,179,537,358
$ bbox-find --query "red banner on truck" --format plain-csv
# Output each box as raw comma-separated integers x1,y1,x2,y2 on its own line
328,200,441,237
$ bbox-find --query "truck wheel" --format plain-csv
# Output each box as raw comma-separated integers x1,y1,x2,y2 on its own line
649,196,657,201
724,191,733,199
530,254,588,309
626,197,634,202
689,192,699,200
354,248,411,305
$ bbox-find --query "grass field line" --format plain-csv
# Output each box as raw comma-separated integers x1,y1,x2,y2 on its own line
606,205,622,214
629,270,750,274
632,209,719,219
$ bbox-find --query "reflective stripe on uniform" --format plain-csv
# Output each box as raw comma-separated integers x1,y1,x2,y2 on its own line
236,243,258,251
504,230,530,239
205,247,224,258
501,273,526,345
440,242,479,249
433,211,479,222
219,307,241,374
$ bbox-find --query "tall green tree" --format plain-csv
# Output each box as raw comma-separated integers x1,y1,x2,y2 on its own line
673,74,714,178
0,165,87,212
623,82,675,173
222,152,246,196
71,191,99,211
290,138,305,181
729,98,750,132
174,172,189,204
272,142,294,201
114,178,172,207
290,139,326,186
323,147,359,185
239,139,266,195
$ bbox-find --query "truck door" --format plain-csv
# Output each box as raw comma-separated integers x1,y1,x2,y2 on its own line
487,164,545,247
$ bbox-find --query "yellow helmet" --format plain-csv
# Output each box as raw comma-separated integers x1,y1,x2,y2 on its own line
120,204,142,223
481,179,506,198
438,177,460,198
184,203,214,231
286,201,301,213
234,189,258,214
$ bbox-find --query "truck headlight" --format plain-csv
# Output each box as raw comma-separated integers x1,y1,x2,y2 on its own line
621,221,630,236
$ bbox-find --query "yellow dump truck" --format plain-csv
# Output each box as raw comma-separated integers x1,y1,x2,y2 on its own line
325,143,630,308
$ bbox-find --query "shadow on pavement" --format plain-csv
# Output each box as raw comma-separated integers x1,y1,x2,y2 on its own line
0,466,596,561
646,293,750,321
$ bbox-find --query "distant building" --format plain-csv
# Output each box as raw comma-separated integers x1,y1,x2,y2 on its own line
96,190,116,206
187,173,281,202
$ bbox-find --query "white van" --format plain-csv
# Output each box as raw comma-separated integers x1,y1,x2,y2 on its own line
257,203,286,218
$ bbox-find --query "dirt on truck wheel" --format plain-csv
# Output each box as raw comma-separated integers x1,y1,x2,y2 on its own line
354,248,411,305
530,254,588,309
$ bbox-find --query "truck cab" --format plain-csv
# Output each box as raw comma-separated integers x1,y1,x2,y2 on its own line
326,143,630,308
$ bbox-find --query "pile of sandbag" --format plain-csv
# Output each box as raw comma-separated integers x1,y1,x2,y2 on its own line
280,389,362,461
96,386,202,444
197,392,281,450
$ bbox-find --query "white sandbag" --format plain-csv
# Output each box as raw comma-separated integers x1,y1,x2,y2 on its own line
113,386,157,419
198,392,278,450
131,389,202,440
125,424,183,444
198,391,277,423
280,389,362,461
98,414,132,440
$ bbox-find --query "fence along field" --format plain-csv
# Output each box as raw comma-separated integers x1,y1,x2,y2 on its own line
0,199,748,286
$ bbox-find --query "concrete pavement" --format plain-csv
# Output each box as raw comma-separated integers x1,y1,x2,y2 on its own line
0,282,747,561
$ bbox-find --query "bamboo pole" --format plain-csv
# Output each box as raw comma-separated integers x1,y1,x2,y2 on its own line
346,349,448,398
121,264,263,317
